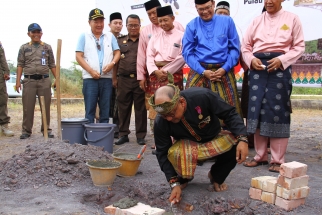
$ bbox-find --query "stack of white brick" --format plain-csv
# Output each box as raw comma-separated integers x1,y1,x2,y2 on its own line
249,161,309,211
275,161,309,211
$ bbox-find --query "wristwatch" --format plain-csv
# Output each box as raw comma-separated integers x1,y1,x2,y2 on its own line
202,70,206,76
112,61,116,65
170,182,181,189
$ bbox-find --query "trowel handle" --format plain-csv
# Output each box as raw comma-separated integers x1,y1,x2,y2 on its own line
137,145,147,159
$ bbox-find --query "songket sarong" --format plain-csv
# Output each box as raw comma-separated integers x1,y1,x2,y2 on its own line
247,52,292,138
167,133,236,179
145,61,183,120
185,63,242,117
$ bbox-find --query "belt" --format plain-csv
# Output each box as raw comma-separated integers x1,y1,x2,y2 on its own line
24,74,49,80
118,73,137,78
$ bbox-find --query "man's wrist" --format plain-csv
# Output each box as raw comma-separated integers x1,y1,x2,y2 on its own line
111,61,116,65
201,70,206,76
170,182,181,189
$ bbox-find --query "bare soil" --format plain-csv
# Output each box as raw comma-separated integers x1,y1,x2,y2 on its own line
0,103,321,215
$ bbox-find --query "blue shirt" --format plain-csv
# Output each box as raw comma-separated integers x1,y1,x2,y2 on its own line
182,15,240,74
76,33,119,73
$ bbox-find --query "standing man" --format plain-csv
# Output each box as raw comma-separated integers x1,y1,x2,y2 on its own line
241,0,304,172
215,1,230,15
109,12,123,138
137,0,184,138
76,8,120,123
146,5,185,137
182,0,242,117
0,42,14,137
115,14,147,145
149,77,248,203
16,23,56,139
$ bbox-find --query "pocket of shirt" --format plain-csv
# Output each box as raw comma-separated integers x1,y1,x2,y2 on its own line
169,46,180,59
120,45,129,53
216,34,228,45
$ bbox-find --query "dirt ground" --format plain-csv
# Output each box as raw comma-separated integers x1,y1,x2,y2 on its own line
0,103,321,215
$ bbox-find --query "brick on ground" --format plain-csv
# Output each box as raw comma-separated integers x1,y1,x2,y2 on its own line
279,161,307,178
104,205,116,215
261,191,276,204
275,196,305,211
277,174,309,190
262,178,277,193
251,176,276,190
117,202,165,215
276,186,310,200
249,187,262,200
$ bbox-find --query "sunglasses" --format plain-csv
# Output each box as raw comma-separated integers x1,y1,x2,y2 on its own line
96,39,101,51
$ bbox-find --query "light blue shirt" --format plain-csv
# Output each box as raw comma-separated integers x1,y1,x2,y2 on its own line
182,15,240,74
76,33,119,73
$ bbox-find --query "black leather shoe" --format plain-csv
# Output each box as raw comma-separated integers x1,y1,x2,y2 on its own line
152,149,156,155
42,132,54,138
114,132,119,139
115,135,129,145
137,138,146,145
20,133,30,139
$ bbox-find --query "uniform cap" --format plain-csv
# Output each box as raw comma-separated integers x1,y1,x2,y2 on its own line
216,1,230,11
89,8,105,20
144,0,161,11
28,23,42,32
195,0,211,4
110,12,122,22
157,6,173,17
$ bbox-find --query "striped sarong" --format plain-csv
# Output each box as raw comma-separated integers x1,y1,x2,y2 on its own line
167,133,236,179
186,64,242,118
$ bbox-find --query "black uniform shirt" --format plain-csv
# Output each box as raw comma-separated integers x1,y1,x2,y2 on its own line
154,87,247,181
116,35,139,75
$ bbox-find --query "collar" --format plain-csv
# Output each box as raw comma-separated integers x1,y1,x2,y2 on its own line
29,41,44,45
266,8,284,18
164,27,175,35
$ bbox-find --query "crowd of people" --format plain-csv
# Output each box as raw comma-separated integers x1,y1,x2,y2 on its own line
0,0,304,205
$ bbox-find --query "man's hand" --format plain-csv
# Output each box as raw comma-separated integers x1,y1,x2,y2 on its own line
139,80,147,92
251,58,265,71
267,57,282,72
236,141,248,164
4,74,10,80
209,68,225,82
102,63,113,74
16,80,22,93
90,70,100,79
169,186,182,204
52,80,56,89
154,70,167,82
112,78,117,88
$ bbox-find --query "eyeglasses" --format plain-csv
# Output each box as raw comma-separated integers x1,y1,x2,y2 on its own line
196,4,213,13
95,39,101,51
160,102,179,119
127,24,140,29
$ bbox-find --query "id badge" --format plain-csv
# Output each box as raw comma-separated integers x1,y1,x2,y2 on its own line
41,58,46,65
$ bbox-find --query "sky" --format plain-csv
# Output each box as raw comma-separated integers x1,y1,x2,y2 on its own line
0,0,95,69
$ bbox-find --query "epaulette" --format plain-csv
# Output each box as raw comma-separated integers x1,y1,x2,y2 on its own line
117,34,127,38
28,41,45,45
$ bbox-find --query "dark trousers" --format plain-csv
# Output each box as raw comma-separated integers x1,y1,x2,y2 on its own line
110,88,119,133
117,76,147,139
210,145,237,185
0,80,10,125
21,77,52,134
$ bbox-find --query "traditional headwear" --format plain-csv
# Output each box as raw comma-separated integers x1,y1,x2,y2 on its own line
144,0,161,11
110,12,122,22
28,23,42,32
89,8,105,20
195,0,211,5
215,1,230,12
148,73,180,115
157,6,173,17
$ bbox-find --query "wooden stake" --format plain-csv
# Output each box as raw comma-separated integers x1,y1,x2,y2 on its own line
56,39,62,140
40,96,48,141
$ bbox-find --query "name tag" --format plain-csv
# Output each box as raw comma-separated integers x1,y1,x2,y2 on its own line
41,58,46,65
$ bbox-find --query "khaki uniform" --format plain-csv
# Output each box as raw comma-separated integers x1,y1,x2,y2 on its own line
0,42,10,125
116,35,147,138
17,42,55,135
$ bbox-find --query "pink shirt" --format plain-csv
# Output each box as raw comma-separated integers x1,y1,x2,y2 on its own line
136,21,184,80
241,9,304,70
146,28,185,75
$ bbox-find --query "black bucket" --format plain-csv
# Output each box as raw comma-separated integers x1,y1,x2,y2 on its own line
61,118,89,145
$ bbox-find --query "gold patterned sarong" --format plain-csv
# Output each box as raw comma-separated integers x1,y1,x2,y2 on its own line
167,133,236,179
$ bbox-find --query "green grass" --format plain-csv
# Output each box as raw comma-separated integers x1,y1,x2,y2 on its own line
292,87,322,95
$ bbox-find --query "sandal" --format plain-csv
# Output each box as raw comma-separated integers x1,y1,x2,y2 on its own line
243,159,269,167
269,163,281,173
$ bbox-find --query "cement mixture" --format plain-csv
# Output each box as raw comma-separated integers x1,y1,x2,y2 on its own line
0,108,321,215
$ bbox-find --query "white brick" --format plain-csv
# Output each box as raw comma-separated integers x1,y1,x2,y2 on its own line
104,205,116,215
249,187,262,200
277,175,309,190
116,202,165,215
251,176,276,190
280,161,307,178
276,186,310,200
262,178,278,193
275,196,305,211
261,191,276,204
